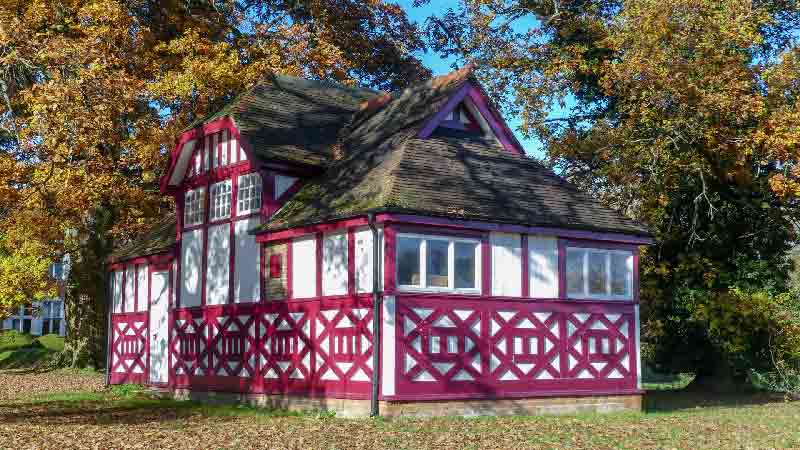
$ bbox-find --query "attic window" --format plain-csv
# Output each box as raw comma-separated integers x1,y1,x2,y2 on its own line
209,180,232,221
440,104,480,133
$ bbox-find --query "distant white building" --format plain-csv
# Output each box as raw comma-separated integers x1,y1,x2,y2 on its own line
1,260,67,336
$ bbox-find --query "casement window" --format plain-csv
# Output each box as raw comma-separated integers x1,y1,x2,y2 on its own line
237,173,262,215
566,247,633,300
183,187,206,227
209,180,232,221
396,234,481,293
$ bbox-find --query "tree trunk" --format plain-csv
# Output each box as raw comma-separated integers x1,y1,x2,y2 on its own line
60,208,114,369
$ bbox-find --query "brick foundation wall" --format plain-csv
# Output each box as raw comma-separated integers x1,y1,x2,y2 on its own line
170,389,642,418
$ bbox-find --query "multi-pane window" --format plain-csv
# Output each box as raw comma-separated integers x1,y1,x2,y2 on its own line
237,173,262,215
396,234,481,293
566,248,633,300
184,187,206,227
209,180,232,221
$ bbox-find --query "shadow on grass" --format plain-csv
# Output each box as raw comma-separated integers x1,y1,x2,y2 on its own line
0,390,313,427
644,388,785,413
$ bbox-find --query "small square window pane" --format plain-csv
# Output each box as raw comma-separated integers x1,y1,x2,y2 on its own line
588,252,608,295
426,240,449,288
397,237,421,286
611,253,631,297
566,250,585,296
454,242,477,289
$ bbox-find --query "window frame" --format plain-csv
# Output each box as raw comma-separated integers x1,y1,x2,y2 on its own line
183,187,206,228
565,247,634,301
396,233,482,295
236,172,262,216
209,179,233,222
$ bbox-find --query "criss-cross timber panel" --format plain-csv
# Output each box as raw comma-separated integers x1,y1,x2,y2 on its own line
258,307,314,388
394,298,638,399
313,304,373,392
399,306,482,385
110,314,148,381
564,312,634,381
208,312,258,378
170,311,208,378
487,309,562,383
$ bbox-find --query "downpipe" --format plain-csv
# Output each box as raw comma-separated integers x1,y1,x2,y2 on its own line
368,213,382,417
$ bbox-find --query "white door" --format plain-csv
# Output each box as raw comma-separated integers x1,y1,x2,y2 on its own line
149,271,170,384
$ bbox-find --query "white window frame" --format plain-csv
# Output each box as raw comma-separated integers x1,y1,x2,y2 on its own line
209,180,232,221
183,187,206,227
566,247,633,300
396,233,482,295
237,173,262,216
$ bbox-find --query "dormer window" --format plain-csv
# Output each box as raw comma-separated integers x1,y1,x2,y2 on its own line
184,187,206,227
440,104,481,134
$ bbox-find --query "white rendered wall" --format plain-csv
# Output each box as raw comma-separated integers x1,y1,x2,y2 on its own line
529,236,559,298
491,232,522,297
180,228,204,308
124,265,136,312
234,217,260,303
136,265,148,312
112,270,123,313
355,227,383,293
292,236,317,298
205,223,230,305
322,232,348,296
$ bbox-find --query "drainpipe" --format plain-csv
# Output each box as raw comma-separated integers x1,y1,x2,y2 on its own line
368,213,381,417
104,269,112,387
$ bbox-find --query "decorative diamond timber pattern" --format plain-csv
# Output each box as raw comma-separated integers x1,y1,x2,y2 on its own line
110,313,148,382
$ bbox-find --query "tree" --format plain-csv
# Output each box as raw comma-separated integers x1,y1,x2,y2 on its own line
0,0,429,367
424,0,800,387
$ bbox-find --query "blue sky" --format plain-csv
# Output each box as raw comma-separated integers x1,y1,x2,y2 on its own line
398,0,545,157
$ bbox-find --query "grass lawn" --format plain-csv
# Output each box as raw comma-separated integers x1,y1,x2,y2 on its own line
0,331,65,370
0,372,797,450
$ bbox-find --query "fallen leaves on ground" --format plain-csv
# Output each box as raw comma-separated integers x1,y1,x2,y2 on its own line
0,371,798,450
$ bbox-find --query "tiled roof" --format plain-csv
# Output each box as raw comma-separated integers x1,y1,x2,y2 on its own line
110,215,177,263
263,131,650,236
188,75,381,168
120,68,649,261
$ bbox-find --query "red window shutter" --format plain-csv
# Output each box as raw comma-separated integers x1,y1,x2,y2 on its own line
269,254,282,279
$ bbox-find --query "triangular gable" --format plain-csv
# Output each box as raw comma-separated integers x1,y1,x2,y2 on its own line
160,116,255,193
417,81,525,156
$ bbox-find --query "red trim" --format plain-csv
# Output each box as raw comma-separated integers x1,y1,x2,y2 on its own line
133,264,139,313
276,177,303,204
200,175,211,307
315,233,323,297
562,239,640,252
146,267,152,381
381,389,644,402
417,82,524,156
229,172,238,305
383,225,397,293
261,171,277,220
557,239,567,300
377,213,653,245
256,217,370,243
121,266,127,313
347,228,356,296
393,225,486,239
182,162,253,191
109,252,174,271
481,236,491,296
286,239,293,300
521,235,529,298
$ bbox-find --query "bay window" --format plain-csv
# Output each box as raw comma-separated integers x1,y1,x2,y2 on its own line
183,187,205,227
566,247,633,300
396,234,481,293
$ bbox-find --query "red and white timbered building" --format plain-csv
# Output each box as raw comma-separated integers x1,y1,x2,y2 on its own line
107,68,652,417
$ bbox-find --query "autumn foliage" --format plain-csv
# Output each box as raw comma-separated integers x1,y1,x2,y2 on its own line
0,0,429,364
426,0,800,384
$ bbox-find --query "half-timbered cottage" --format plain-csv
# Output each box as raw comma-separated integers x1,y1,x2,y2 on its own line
107,67,652,417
